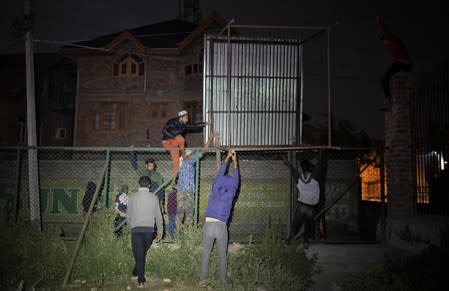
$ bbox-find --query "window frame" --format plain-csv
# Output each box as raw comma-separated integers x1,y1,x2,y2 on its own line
92,102,128,131
55,128,67,140
113,55,144,77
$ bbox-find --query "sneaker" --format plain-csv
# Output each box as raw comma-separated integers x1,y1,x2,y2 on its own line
199,279,209,288
137,282,145,288
285,235,293,245
131,275,138,280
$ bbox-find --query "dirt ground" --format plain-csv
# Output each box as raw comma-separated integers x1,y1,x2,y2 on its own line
48,275,209,291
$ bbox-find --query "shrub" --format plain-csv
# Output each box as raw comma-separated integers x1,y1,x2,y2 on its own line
0,220,71,289
72,208,133,281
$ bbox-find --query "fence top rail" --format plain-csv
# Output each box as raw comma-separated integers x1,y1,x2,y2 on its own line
0,145,377,152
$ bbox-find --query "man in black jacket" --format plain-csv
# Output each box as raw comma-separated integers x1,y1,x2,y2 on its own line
162,110,211,184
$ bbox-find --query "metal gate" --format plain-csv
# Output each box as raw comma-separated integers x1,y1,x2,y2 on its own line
411,62,449,215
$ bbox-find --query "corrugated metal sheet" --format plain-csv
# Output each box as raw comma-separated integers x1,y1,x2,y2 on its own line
203,34,302,146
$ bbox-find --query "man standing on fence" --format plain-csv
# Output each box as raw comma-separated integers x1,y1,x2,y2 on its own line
376,16,412,110
283,155,321,249
162,110,213,185
176,132,216,232
199,149,239,287
126,176,163,288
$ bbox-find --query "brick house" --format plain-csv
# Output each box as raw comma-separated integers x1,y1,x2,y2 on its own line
0,54,75,146
62,13,226,147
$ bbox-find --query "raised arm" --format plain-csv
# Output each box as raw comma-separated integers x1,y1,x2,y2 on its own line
282,155,302,180
310,154,321,181
184,120,213,132
221,149,239,185
227,149,238,169
200,131,216,155
129,144,138,170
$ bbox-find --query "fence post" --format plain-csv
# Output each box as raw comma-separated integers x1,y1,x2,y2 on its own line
13,148,22,223
104,149,111,208
194,148,200,225
287,150,293,238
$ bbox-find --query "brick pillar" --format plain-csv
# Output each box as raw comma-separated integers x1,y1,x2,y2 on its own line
384,74,415,219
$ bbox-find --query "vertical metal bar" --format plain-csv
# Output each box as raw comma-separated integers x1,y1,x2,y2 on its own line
195,155,200,225
203,35,210,140
236,41,242,145
299,43,304,145
13,148,22,223
25,0,41,228
327,27,332,147
287,150,293,238
104,149,111,208
226,25,232,147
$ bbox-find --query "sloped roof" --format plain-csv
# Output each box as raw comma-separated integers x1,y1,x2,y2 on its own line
66,19,198,50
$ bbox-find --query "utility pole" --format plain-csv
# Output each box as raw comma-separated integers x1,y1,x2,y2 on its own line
24,0,41,229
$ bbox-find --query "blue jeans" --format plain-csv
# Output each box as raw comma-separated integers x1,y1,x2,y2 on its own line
200,221,228,282
168,213,176,239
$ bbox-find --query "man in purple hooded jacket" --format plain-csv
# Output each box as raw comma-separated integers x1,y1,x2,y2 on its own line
199,149,239,286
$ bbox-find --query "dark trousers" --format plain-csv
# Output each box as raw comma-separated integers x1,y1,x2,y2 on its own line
114,215,126,237
290,202,315,243
382,61,413,99
131,231,154,284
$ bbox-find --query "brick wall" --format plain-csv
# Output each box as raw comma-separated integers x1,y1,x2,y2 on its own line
74,41,206,147
384,74,415,219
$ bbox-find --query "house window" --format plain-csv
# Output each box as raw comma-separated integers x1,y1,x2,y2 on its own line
148,103,169,121
184,48,204,76
55,128,67,140
92,102,128,130
113,55,144,77
185,64,192,75
183,100,202,123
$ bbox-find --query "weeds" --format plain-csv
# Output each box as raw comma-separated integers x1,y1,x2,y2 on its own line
0,220,71,289
0,210,317,290
72,209,133,282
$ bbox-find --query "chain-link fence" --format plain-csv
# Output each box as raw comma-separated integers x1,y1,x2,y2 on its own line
0,146,384,243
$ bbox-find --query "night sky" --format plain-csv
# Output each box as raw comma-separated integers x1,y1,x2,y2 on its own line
1,0,448,140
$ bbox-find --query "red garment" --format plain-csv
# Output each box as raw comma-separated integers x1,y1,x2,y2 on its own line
162,135,185,174
377,20,410,62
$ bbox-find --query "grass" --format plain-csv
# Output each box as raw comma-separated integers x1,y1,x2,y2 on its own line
0,209,317,290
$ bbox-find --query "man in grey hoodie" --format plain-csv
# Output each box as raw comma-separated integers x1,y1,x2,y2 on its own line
126,176,163,288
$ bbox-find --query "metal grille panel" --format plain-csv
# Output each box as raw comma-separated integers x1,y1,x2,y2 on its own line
411,62,449,215
204,35,302,146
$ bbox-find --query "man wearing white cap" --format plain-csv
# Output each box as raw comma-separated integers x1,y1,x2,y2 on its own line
162,110,212,184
